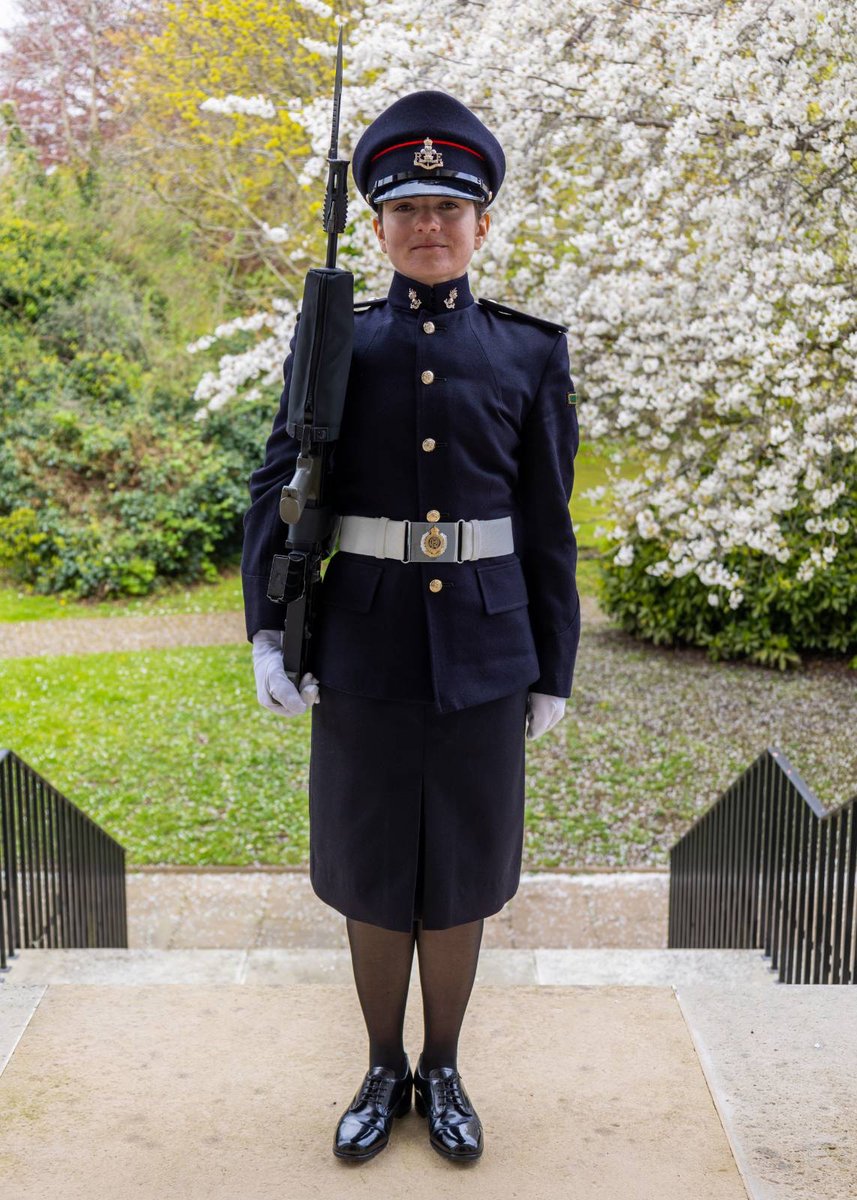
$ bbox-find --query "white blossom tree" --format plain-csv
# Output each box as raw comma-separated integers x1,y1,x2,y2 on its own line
193,0,857,658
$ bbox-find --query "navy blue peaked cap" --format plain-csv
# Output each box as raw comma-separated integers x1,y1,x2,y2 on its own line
352,90,505,210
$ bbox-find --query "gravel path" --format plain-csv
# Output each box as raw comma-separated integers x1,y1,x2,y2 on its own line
0,595,607,659
0,612,248,658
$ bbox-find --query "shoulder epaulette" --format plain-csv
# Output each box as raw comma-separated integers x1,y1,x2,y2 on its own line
477,297,568,335
353,297,386,312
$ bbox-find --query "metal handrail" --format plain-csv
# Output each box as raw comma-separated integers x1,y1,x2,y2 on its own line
668,748,856,983
0,749,127,970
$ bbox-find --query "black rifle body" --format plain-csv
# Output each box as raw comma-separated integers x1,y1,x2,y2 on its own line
265,32,353,686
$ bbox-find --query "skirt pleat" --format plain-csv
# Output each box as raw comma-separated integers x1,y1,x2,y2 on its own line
308,684,529,931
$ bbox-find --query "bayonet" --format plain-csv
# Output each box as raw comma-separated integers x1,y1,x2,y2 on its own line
323,27,349,269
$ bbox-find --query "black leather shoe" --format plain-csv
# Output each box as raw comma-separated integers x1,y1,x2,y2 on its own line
333,1061,413,1161
413,1063,483,1161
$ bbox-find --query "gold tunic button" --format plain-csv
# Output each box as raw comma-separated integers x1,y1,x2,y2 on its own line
426,509,440,522
421,437,436,452
429,579,443,593
421,369,435,384
423,321,436,335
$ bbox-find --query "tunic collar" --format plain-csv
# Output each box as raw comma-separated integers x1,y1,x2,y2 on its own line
387,271,473,314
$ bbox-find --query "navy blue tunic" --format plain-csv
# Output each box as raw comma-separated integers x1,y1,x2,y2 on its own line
241,269,580,714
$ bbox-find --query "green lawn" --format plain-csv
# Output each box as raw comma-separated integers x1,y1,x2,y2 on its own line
2,632,852,870
0,567,244,623
0,644,311,866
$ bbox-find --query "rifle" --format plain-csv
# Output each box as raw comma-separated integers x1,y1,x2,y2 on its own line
265,27,353,684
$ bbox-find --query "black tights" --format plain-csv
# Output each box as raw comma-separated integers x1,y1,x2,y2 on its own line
345,915,484,1078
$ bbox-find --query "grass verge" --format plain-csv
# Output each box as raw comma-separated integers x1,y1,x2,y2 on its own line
2,631,853,870
0,568,244,623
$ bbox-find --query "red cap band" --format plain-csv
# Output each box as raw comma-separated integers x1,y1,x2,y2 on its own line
371,139,485,164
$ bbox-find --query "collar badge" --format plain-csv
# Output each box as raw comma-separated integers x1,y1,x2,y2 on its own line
444,287,458,310
408,288,421,310
414,138,444,171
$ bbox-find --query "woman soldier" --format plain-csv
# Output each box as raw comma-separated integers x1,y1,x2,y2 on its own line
242,91,580,1163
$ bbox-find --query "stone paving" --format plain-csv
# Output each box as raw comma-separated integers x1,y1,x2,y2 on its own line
3,868,855,1200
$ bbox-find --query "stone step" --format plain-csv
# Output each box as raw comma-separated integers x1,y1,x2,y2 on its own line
1,946,777,987
2,963,853,1198
0,980,747,1200
125,868,671,950
674,984,857,1200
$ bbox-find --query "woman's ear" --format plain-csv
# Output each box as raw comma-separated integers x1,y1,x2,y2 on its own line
373,213,387,254
474,210,491,248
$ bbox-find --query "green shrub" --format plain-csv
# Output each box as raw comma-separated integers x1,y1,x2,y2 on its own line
0,201,273,598
0,214,95,321
600,461,857,668
0,388,257,597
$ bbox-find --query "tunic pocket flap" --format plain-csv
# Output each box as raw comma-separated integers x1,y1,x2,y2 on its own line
321,554,383,613
476,559,529,614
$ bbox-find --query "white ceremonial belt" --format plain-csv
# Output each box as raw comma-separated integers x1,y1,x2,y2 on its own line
338,515,514,564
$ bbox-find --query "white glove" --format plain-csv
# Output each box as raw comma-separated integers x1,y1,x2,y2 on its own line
526,692,567,740
251,629,320,716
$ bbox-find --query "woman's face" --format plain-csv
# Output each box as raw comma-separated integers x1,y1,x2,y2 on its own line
373,196,490,285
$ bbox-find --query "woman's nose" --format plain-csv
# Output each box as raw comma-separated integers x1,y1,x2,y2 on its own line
414,207,441,230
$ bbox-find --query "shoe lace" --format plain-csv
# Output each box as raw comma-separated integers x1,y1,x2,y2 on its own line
357,1073,389,1106
436,1073,466,1110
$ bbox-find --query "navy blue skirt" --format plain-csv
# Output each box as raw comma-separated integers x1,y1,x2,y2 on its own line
308,684,529,931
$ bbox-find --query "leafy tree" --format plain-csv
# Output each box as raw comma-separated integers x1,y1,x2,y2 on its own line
113,0,341,305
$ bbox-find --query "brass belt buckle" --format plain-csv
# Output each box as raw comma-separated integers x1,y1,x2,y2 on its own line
420,524,448,558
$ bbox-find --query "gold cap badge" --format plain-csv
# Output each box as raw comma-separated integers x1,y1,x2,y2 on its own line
414,138,444,171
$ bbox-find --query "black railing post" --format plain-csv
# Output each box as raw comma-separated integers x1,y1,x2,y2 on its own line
779,786,797,982
714,786,727,946
0,751,8,970
763,758,782,964
842,808,856,985
800,810,819,984
669,748,855,985
812,817,829,984
831,807,848,984
0,751,127,961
